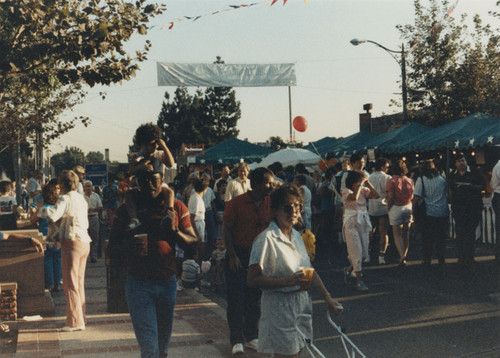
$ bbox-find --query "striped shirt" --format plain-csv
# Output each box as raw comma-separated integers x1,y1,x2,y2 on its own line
414,176,449,218
181,259,200,283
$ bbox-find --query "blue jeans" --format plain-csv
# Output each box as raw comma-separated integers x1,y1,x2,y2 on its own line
44,245,62,287
126,274,177,358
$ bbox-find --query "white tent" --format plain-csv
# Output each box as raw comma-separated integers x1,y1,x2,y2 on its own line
256,148,321,169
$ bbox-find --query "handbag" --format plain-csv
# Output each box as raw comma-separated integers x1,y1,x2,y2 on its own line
413,177,426,223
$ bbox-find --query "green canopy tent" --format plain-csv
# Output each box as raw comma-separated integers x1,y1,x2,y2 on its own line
368,122,431,153
304,137,339,156
195,137,274,165
325,131,377,156
386,113,500,154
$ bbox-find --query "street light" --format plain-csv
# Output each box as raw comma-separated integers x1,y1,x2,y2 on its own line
350,38,408,122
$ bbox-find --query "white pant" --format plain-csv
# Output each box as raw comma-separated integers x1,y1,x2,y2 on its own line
343,210,370,272
194,220,206,242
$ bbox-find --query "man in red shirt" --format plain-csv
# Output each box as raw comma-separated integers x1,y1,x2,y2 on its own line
108,168,197,358
223,167,274,355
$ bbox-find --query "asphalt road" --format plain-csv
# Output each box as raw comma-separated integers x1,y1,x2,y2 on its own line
204,240,500,358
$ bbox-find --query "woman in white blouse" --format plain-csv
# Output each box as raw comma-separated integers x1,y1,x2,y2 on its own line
37,170,91,332
247,184,342,357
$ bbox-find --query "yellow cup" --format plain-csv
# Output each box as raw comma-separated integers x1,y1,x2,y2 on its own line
300,267,314,290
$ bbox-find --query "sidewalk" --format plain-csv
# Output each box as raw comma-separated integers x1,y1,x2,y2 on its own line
3,258,267,358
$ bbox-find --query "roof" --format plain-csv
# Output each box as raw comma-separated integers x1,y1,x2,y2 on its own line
195,137,274,165
325,131,377,156
386,113,500,153
304,137,339,156
367,122,431,153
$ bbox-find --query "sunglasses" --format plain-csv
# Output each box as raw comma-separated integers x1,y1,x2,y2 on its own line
282,202,303,215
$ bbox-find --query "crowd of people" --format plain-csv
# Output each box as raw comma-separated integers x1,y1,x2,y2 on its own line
1,120,497,357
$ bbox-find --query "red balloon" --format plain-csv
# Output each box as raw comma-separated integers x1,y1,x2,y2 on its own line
293,116,308,132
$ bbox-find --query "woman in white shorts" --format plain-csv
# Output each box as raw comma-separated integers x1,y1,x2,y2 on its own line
247,184,342,357
386,160,414,266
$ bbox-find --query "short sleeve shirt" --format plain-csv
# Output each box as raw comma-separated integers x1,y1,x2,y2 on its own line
250,221,311,293
181,259,200,283
386,175,414,206
341,187,370,211
188,193,205,222
414,176,449,217
85,192,103,215
202,187,216,210
223,192,271,248
0,195,17,215
225,177,251,202
26,178,41,196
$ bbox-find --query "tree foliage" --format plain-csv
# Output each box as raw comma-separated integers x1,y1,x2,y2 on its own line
0,0,164,149
268,136,287,151
86,151,105,164
50,146,85,175
397,0,500,126
203,86,241,144
157,86,241,155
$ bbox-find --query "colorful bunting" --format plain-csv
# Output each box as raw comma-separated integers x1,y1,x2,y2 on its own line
409,0,459,53
151,0,299,32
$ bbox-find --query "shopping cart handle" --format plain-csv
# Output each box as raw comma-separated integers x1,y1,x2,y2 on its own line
327,311,345,333
326,311,367,358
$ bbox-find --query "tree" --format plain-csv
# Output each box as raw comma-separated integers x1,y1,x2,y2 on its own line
0,1,164,96
396,0,500,126
268,136,287,151
50,146,85,175
203,87,241,144
157,87,205,156
86,151,105,164
0,0,164,148
157,85,241,155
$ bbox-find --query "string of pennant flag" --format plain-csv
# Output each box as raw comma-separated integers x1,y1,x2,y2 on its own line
146,0,458,53
148,0,306,31
409,0,459,53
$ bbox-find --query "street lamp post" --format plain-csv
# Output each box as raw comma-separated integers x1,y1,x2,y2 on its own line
350,38,409,122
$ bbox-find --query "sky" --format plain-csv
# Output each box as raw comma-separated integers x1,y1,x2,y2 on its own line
48,0,497,163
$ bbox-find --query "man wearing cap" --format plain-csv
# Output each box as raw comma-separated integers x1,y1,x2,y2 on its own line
448,153,485,267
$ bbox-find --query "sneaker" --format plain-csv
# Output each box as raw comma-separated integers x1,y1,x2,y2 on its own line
343,267,351,285
363,257,370,264
244,339,258,351
355,281,369,292
232,343,245,355
60,325,85,332
378,255,386,265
